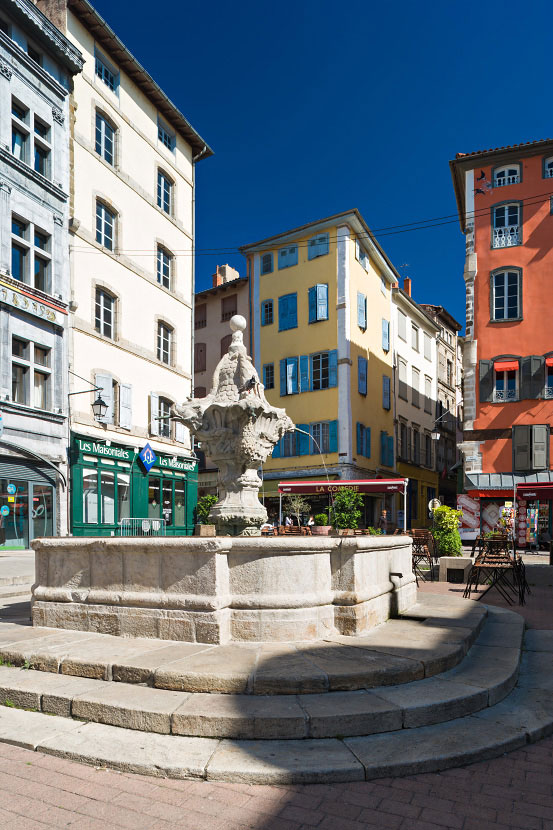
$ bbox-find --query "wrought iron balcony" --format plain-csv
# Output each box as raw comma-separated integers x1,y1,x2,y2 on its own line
493,226,521,248
493,389,517,402
544,386,553,399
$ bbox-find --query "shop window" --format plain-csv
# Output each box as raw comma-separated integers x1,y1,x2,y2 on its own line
82,470,98,524
175,480,186,526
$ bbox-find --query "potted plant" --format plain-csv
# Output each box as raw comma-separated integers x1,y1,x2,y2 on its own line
431,505,462,556
283,495,311,529
330,488,364,535
194,494,217,536
311,512,332,536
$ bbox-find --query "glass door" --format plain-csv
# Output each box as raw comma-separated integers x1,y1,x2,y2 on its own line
30,484,54,538
0,479,29,549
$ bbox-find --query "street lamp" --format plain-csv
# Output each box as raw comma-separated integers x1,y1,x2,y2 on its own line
91,394,108,421
431,429,441,441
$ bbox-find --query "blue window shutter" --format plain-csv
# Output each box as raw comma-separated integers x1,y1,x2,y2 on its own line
329,349,338,387
358,357,367,395
290,357,299,394
320,233,329,256
357,292,367,329
272,437,281,458
329,420,338,453
382,375,391,410
278,295,288,330
387,435,394,467
297,424,309,456
317,284,328,321
289,293,297,328
280,359,286,396
308,286,317,323
309,354,314,391
309,424,316,454
357,422,362,455
300,355,309,392
382,318,390,351
363,296,367,329
380,431,386,464
365,427,371,459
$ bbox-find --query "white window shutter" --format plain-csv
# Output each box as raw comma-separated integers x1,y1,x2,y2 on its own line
175,420,185,443
95,373,113,423
120,383,132,430
150,393,159,435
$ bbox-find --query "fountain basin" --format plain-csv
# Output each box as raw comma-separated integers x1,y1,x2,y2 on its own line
31,536,416,644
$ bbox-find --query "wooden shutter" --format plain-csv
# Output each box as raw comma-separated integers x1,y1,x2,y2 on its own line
175,420,185,443
387,435,394,467
220,333,232,357
328,350,338,387
522,355,546,399
194,342,206,373
289,294,297,328
287,357,299,394
317,284,328,320
479,360,494,403
532,425,548,470
278,295,288,329
365,427,371,459
329,420,338,453
513,425,530,470
119,383,132,430
300,355,309,392
95,373,113,423
308,286,317,323
382,375,391,410
149,393,159,436
357,292,366,329
358,357,367,395
357,422,363,456
382,319,390,351
272,438,281,458
279,359,286,396
297,424,309,456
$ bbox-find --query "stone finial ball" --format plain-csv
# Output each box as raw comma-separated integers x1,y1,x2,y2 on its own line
230,315,247,332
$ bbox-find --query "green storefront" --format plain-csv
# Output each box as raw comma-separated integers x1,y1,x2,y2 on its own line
70,433,197,536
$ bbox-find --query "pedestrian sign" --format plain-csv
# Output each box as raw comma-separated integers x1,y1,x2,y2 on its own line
139,443,157,472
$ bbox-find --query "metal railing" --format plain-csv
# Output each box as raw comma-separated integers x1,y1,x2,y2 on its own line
493,389,517,402
494,175,520,187
119,518,167,536
493,226,521,248
544,386,553,399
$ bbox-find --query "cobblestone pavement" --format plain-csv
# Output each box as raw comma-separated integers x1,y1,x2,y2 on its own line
0,566,551,829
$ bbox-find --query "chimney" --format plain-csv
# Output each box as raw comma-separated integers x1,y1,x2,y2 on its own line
212,264,240,288
403,277,412,297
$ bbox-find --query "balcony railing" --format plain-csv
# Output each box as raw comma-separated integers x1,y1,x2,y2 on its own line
221,311,236,322
493,226,521,248
545,169,553,178
494,175,520,187
194,319,206,329
544,386,553,399
493,389,517,402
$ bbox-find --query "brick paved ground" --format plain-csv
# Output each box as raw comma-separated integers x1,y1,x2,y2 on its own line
0,568,551,830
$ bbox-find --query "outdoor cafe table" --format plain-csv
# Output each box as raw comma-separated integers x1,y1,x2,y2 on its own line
463,538,529,605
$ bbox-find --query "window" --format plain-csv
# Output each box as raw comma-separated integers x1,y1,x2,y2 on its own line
358,356,368,395
157,322,172,364
261,253,273,275
398,309,407,341
261,299,273,326
11,337,51,410
221,294,237,322
220,333,232,357
95,288,115,338
411,324,419,352
492,203,521,248
382,375,391,410
95,201,115,250
380,431,394,467
424,332,432,360
194,342,206,373
413,429,421,465
263,363,274,389
278,245,298,269
156,247,172,289
158,117,175,151
382,319,390,351
494,368,517,402
493,165,520,187
398,358,407,400
308,233,329,260
544,157,553,178
194,304,206,329
355,239,369,271
95,50,118,92
412,367,420,407
282,431,297,457
492,269,521,320
311,350,337,390
280,357,298,395
194,386,207,398
447,360,453,387
513,425,549,471
11,216,51,292
356,423,371,458
308,284,328,323
399,422,408,461
11,99,29,164
546,364,553,399
159,397,172,438
381,275,386,295
278,293,297,331
95,112,115,165
157,170,173,214
311,422,330,453
357,292,367,330
425,434,432,468
424,376,432,413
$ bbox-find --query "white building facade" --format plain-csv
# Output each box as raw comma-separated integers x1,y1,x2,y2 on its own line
0,0,82,548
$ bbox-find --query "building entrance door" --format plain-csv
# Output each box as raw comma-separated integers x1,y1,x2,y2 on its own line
0,479,55,549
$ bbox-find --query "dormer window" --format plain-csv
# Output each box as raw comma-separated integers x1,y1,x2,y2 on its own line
544,157,553,178
493,165,520,187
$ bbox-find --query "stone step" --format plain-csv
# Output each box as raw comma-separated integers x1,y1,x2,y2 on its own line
0,606,523,740
0,583,33,600
0,594,490,694
0,631,549,783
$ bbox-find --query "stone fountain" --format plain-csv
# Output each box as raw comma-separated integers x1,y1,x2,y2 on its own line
173,315,292,535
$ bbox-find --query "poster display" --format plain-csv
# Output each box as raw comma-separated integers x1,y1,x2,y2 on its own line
457,494,480,540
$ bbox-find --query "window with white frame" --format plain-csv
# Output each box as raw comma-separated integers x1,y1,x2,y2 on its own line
157,322,172,365
11,98,51,178
158,397,173,438
492,203,521,248
95,50,118,93
95,201,115,250
411,324,419,352
311,421,330,453
398,358,407,400
157,170,173,214
11,336,51,410
95,112,115,165
311,352,330,390
398,309,407,341
544,157,553,178
355,239,369,270
282,431,297,457
493,164,520,187
156,246,172,289
260,252,273,275
11,216,52,293
424,331,432,360
95,288,115,338
494,368,518,402
412,367,420,407
261,299,273,325
492,269,521,320
424,376,432,413
263,363,274,389
158,117,175,151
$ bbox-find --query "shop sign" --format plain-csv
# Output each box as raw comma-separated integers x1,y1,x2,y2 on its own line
155,455,196,472
76,438,133,461
7,484,16,495
139,443,157,472
0,280,65,326
0,506,9,517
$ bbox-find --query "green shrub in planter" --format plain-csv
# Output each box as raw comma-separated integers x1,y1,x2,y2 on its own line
195,494,217,524
432,505,462,556
314,513,329,526
330,488,364,530
366,526,383,535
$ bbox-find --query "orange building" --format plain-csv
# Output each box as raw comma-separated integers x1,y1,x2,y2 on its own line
450,139,553,545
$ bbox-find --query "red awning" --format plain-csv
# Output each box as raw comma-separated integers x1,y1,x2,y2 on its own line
278,479,407,495
494,360,519,372
546,357,553,367
516,483,553,500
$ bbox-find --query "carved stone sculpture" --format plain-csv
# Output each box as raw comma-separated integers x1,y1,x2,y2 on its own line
173,315,293,535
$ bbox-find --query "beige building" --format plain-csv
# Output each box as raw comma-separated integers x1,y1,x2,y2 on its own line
193,264,248,494
36,0,212,536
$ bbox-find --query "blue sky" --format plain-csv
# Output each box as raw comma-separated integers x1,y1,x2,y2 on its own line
92,0,551,327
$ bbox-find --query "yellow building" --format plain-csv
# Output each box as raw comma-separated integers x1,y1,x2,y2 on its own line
240,210,398,527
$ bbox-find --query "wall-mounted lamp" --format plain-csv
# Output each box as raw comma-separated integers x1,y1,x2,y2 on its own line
92,395,108,421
